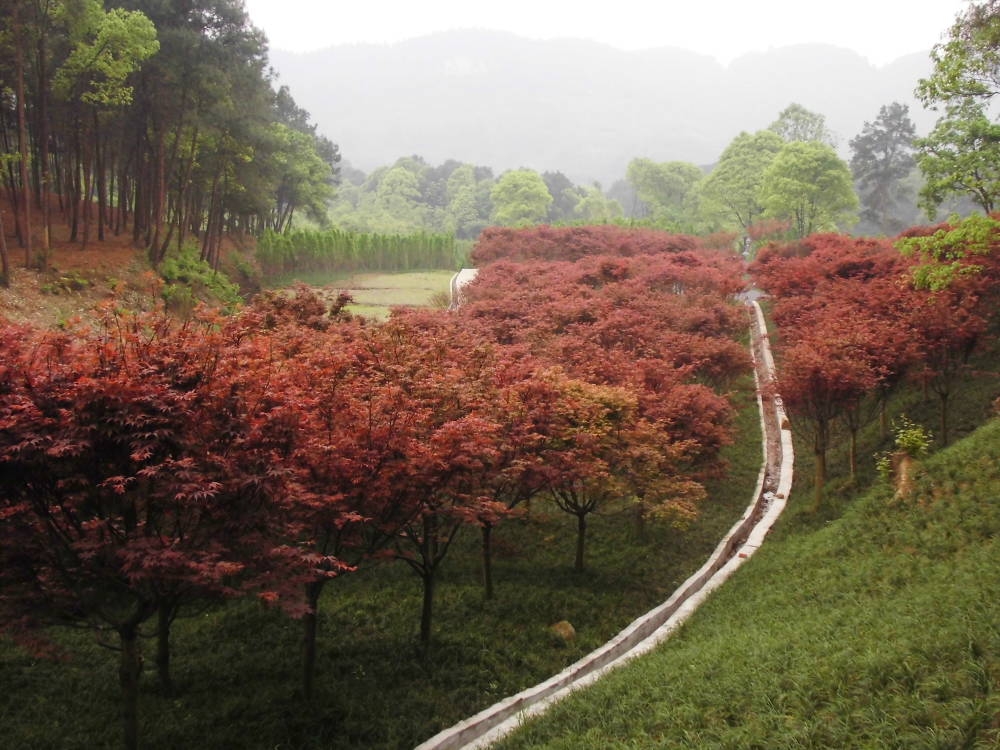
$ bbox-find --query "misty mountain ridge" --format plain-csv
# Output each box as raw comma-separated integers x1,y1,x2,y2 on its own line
268,30,937,185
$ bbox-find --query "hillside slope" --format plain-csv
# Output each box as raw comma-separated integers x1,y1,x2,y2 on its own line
496,414,1000,747
0,231,151,329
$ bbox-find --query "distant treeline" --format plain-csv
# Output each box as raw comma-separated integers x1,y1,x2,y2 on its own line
256,228,464,279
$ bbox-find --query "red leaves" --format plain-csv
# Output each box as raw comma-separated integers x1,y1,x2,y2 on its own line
0,308,284,639
471,225,700,264
2,230,758,646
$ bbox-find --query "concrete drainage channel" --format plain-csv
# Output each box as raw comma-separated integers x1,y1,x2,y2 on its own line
416,299,794,750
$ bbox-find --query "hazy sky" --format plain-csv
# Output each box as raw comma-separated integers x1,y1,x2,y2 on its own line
243,0,967,66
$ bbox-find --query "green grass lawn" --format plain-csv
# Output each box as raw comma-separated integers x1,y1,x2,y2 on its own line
267,269,456,320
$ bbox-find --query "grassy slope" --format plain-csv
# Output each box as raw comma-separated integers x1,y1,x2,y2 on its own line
265,269,455,320
496,365,1000,749
0,383,763,748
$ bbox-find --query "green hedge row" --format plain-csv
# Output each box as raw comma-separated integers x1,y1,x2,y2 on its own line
257,228,461,278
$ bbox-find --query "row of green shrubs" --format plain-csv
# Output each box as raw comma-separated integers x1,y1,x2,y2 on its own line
256,228,465,279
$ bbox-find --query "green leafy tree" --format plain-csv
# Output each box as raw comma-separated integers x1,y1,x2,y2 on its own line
376,165,423,213
897,212,1000,290
447,163,491,238
916,0,1000,108
849,102,918,234
53,4,158,108
915,100,1000,217
542,170,584,222
625,158,704,229
701,130,784,236
490,168,552,226
769,103,836,145
0,0,34,265
760,141,859,238
53,3,159,247
265,123,334,232
574,184,623,223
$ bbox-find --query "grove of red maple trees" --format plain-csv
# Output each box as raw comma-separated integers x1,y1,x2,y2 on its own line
0,225,753,749
751,222,1000,509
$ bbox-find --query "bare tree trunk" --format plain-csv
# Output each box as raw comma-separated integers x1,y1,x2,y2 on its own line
69,123,82,242
848,428,858,481
36,18,52,268
301,581,323,700
82,126,95,251
813,447,827,513
939,391,950,446
13,11,32,265
118,627,143,750
632,498,647,541
481,524,494,600
0,207,10,286
419,515,438,647
149,128,167,260
155,601,175,695
419,570,435,647
95,112,107,241
574,512,587,572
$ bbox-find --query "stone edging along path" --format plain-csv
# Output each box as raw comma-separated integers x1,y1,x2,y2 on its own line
415,299,794,750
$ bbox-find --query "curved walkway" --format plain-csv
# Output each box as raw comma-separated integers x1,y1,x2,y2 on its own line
416,299,793,750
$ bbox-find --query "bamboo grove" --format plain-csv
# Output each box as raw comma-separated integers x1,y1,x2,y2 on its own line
256,228,461,279
0,0,338,279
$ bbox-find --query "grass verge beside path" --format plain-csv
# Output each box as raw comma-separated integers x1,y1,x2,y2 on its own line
494,415,1000,749
266,269,455,320
0,382,762,749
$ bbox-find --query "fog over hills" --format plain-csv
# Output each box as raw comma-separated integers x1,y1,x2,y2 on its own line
268,30,937,185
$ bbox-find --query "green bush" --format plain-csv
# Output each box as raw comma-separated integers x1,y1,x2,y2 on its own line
159,245,242,314
876,416,933,480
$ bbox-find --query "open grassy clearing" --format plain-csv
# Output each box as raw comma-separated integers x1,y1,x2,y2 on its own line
0,380,762,748
266,269,455,320
493,351,1000,749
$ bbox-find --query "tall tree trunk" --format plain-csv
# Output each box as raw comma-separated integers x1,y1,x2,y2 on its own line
419,570,435,647
155,601,175,695
13,11,32,265
118,626,143,750
69,122,82,242
36,20,51,268
574,512,587,572
165,126,200,257
939,390,950,446
632,498,647,541
812,422,829,513
848,428,858,481
301,580,324,700
813,447,827,512
82,125,95,251
201,173,222,264
419,515,437,647
95,112,107,241
0,207,10,286
149,128,167,260
481,523,494,600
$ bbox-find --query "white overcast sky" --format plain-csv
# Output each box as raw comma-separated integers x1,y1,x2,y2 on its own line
243,0,967,66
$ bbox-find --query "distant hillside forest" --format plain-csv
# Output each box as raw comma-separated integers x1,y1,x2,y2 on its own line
0,0,337,275
268,32,941,186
